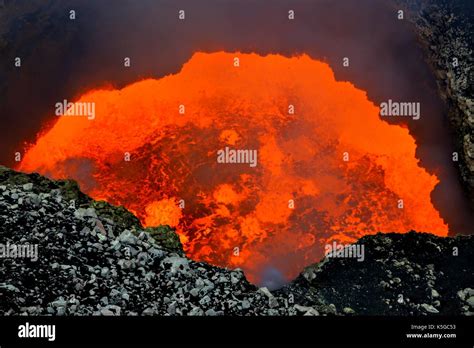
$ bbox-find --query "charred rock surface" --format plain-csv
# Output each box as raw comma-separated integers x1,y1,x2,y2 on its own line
0,166,289,316
0,167,473,316
397,0,474,205
279,232,474,316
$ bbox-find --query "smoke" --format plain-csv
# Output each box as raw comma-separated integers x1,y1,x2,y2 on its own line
260,267,287,291
1,0,472,237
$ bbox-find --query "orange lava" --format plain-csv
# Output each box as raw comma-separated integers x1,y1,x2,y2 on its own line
19,51,448,284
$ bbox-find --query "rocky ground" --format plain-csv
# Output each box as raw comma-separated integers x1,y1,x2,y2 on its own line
397,0,474,205
0,166,473,316
0,166,293,316
279,231,474,316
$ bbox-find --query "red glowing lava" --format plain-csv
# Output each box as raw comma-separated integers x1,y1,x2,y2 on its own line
19,51,448,284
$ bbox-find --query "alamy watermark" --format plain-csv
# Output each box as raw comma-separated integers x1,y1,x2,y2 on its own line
217,146,258,167
0,243,38,261
325,241,365,262
18,322,55,341
55,99,96,120
380,99,420,120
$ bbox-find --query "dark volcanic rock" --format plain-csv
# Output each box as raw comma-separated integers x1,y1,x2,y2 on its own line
0,166,291,316
278,232,474,315
396,0,474,205
0,166,472,316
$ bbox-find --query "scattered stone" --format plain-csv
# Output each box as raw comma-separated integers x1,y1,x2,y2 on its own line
22,183,33,191
343,307,355,314
421,303,439,314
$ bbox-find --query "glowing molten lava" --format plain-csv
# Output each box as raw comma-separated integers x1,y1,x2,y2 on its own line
19,52,448,285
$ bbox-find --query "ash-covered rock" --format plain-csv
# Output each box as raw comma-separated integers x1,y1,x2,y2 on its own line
0,166,295,316
396,0,474,205
278,232,474,315
0,166,472,316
